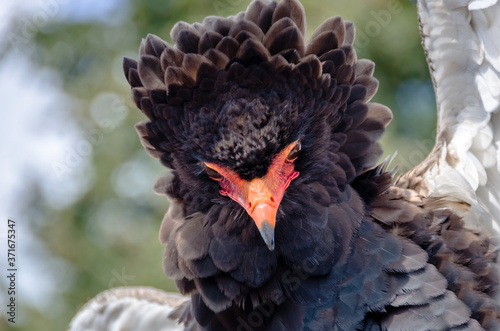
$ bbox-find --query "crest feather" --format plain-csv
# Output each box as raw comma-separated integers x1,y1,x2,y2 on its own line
124,0,392,176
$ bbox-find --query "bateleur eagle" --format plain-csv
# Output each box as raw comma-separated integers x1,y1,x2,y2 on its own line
70,0,500,330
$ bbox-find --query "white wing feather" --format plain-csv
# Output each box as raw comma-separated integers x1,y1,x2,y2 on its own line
68,287,188,331
401,0,500,234
468,0,498,10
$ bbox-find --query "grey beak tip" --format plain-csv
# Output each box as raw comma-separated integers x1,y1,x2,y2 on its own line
267,239,275,251
258,221,275,251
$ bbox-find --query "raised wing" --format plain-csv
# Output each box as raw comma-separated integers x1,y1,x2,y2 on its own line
398,0,500,234
68,287,189,331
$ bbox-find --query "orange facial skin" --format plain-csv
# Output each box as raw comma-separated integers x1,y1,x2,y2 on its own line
204,141,300,250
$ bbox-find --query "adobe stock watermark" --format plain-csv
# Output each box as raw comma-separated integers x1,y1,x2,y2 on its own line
213,0,246,17
108,268,136,287
393,132,436,173
6,219,18,324
52,93,129,180
354,0,404,49
7,0,69,52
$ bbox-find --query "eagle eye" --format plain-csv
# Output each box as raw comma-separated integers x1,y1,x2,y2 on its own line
286,142,301,162
204,164,223,181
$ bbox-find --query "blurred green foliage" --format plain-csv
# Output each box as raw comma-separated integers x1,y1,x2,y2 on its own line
4,0,435,330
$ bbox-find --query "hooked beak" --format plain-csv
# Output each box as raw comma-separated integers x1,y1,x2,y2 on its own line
223,170,299,250
242,178,278,250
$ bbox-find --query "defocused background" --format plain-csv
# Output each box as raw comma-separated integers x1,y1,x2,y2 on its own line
0,0,434,330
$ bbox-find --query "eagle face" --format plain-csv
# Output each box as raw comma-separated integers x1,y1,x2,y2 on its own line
203,138,300,251
187,82,317,250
